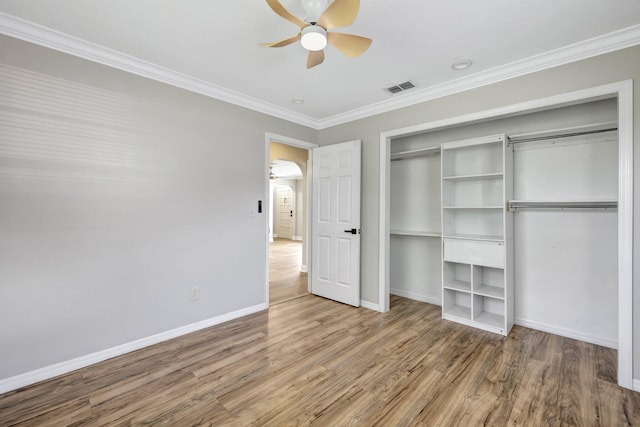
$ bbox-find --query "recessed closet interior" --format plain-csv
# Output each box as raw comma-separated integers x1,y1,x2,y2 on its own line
389,98,618,348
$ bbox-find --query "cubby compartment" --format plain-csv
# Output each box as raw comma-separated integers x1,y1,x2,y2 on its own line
442,208,504,240
443,261,471,292
442,140,503,178
473,295,505,331
443,289,471,320
473,265,504,299
442,175,503,207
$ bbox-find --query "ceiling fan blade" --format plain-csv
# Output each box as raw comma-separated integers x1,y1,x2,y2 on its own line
307,50,325,69
260,33,301,48
317,0,360,29
265,0,308,29
327,32,372,58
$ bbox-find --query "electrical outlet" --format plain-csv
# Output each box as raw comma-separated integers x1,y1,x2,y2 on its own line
190,286,200,301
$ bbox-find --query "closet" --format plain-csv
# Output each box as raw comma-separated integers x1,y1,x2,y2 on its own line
389,98,619,345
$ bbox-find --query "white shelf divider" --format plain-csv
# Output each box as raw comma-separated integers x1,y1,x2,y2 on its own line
474,285,504,299
390,229,442,237
441,233,504,242
442,172,503,181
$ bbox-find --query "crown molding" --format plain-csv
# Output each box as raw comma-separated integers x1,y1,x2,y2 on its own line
1,12,639,131
0,12,319,129
317,24,640,129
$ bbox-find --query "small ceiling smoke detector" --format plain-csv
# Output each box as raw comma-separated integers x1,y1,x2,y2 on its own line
291,99,305,104
451,59,473,70
384,80,417,95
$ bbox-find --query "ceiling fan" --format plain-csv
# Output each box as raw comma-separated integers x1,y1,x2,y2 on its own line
261,0,372,69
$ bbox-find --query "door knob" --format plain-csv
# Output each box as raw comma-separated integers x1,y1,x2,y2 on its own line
344,228,358,234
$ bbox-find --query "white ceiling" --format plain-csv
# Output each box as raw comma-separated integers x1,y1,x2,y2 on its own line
0,0,639,128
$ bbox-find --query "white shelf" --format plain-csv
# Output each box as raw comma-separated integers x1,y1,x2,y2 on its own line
391,146,440,161
442,172,503,181
445,305,471,320
475,311,504,329
443,206,503,210
390,229,441,237
442,233,504,242
443,280,471,293
474,285,504,300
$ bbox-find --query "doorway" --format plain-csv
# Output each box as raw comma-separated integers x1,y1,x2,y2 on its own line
266,135,317,305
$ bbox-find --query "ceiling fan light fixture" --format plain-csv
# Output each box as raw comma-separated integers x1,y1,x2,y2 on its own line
301,25,327,51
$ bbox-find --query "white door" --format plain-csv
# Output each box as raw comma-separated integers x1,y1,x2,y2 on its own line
276,185,294,239
311,140,361,306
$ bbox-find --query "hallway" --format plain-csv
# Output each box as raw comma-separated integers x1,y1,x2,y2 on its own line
269,238,308,305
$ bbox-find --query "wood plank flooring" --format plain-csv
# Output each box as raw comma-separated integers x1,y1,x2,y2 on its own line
1,295,639,426
269,238,308,305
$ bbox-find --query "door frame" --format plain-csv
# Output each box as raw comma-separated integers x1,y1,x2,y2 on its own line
264,132,318,305
378,80,634,389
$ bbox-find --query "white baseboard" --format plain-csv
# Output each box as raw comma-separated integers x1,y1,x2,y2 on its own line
0,303,268,394
390,288,441,306
360,300,380,311
633,379,640,392
514,317,617,350
300,264,308,273
292,236,303,241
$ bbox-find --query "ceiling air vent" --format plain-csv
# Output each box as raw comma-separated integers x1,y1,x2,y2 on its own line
385,85,403,94
399,81,415,90
384,81,417,95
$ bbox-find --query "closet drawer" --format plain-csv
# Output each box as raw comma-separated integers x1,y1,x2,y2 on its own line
443,239,504,268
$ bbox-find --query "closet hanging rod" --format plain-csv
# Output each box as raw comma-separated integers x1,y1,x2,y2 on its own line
508,127,617,144
508,200,618,210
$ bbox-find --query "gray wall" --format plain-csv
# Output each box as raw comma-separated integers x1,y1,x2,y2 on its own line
0,35,315,379
317,45,640,378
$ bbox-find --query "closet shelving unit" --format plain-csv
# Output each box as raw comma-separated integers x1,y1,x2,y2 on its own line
441,134,514,335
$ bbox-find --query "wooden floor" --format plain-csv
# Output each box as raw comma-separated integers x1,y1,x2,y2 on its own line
269,238,308,305
1,295,639,426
